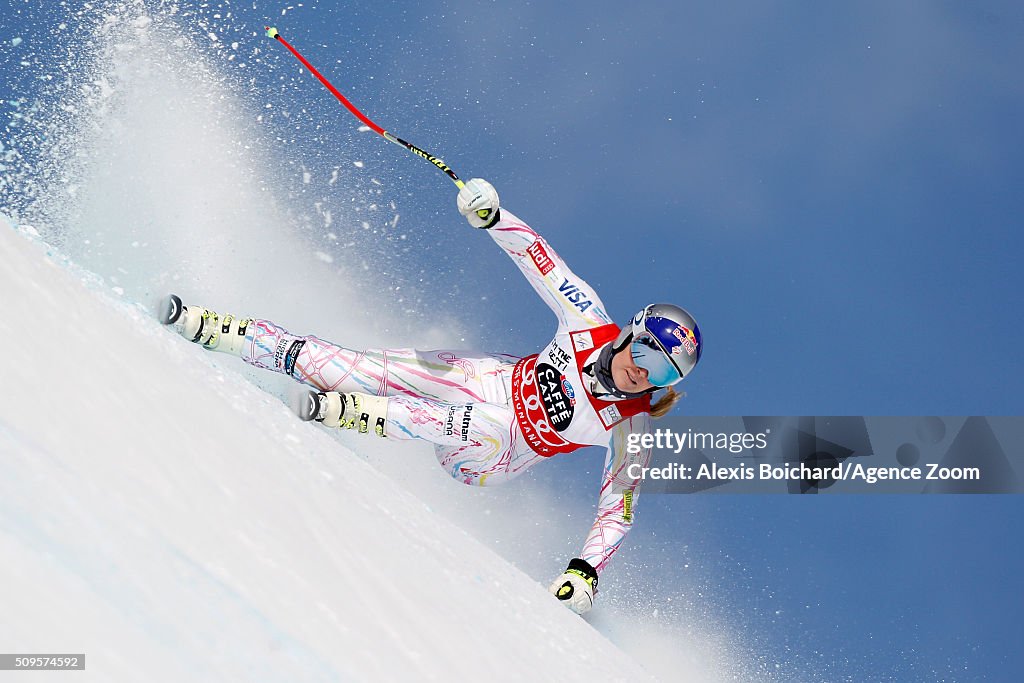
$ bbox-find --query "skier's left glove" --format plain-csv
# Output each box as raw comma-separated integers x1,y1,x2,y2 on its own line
457,178,501,229
548,558,598,615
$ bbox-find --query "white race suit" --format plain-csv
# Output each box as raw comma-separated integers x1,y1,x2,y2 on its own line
238,211,654,573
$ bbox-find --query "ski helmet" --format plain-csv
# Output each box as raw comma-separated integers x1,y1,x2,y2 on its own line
613,304,702,386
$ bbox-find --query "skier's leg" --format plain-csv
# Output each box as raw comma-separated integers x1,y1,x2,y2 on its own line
306,388,543,486
159,297,372,390
245,319,516,405
160,295,517,403
389,395,544,486
391,395,544,485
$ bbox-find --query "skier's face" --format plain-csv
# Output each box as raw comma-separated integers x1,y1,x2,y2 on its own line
610,346,655,393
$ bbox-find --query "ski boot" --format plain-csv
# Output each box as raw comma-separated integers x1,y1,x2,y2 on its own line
297,390,389,437
158,294,253,356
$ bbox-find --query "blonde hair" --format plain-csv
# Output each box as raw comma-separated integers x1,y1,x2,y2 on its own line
650,386,683,418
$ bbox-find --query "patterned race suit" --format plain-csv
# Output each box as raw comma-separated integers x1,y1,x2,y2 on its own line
239,211,653,573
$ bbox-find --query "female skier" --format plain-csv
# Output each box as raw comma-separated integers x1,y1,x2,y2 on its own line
159,179,702,615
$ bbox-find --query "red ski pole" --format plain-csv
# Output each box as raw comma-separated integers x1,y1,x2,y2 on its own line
265,26,465,190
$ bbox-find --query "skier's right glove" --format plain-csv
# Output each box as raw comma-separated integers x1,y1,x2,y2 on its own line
548,558,598,615
457,178,500,229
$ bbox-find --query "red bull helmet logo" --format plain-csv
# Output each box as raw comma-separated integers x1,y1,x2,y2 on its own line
671,325,698,357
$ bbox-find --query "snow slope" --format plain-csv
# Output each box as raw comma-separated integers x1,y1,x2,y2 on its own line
0,216,656,681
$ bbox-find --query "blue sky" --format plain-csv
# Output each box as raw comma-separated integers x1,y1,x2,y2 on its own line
233,0,1024,416
4,1,1023,679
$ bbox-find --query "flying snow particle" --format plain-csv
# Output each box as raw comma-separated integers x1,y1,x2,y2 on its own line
357,125,371,132
208,33,218,42
329,169,339,185
94,77,114,99
314,251,333,263
11,37,23,47
353,160,364,168
302,171,311,184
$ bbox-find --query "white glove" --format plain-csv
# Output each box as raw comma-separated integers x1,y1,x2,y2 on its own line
548,558,598,615
457,178,500,229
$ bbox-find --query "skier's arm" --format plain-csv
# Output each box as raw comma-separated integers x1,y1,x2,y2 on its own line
457,179,613,329
580,412,652,573
551,414,649,614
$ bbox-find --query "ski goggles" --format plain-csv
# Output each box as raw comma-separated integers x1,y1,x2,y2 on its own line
630,333,684,387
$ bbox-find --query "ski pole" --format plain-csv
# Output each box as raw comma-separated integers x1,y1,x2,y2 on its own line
264,26,465,190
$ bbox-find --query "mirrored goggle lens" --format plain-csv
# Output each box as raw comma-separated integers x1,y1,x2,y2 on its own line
630,336,683,386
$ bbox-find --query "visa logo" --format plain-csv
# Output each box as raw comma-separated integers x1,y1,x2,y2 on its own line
558,279,593,312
